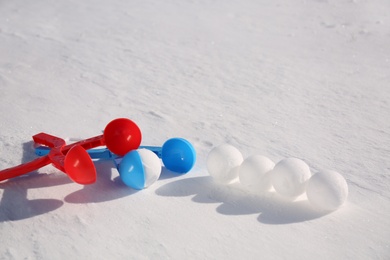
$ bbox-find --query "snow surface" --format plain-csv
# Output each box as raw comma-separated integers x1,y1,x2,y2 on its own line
1,0,390,259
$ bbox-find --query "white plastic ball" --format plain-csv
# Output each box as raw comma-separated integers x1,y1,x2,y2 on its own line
306,170,348,211
207,144,243,184
137,149,162,188
271,158,311,198
239,155,275,193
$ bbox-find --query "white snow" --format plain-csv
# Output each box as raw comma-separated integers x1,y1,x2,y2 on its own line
271,158,312,198
306,170,349,211
1,0,390,259
138,149,162,188
207,144,243,184
239,154,275,193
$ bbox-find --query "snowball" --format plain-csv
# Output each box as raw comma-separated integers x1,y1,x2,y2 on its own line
239,155,275,193
271,158,311,198
306,170,348,211
207,144,243,184
137,149,162,188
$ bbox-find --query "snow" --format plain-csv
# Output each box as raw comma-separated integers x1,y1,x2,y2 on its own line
1,0,390,259
207,144,243,184
306,170,349,211
239,154,275,193
271,158,311,198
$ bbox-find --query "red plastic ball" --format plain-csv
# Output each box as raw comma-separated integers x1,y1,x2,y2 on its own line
104,118,142,156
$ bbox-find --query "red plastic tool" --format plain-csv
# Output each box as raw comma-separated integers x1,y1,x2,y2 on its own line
0,118,142,184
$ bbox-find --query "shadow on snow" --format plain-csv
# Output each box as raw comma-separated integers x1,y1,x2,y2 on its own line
155,175,332,225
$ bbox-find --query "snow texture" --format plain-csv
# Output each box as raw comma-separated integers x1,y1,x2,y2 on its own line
271,158,312,198
306,170,348,211
207,144,244,184
1,0,390,259
138,149,162,188
239,155,275,193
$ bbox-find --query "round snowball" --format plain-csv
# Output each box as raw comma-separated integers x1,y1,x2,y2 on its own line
271,158,311,198
207,144,243,184
306,170,348,211
239,155,275,193
137,149,162,188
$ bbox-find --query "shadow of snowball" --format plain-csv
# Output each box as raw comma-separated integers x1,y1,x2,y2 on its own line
155,176,217,199
156,176,331,224
257,199,331,225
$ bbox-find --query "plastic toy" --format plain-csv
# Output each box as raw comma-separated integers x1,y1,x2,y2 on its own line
35,138,196,189
0,118,142,184
117,149,161,189
36,137,196,174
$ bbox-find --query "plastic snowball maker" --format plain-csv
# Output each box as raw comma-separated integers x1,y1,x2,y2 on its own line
0,118,142,185
35,137,197,175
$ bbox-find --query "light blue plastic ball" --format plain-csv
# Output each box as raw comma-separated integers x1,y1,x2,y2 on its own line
162,138,196,174
118,149,161,189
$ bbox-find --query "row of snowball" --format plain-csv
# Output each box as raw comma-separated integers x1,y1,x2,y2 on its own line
207,144,348,212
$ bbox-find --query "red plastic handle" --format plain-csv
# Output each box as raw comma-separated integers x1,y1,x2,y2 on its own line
0,156,51,182
33,133,66,148
0,133,66,182
31,133,105,172
62,135,105,154
1,126,112,183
